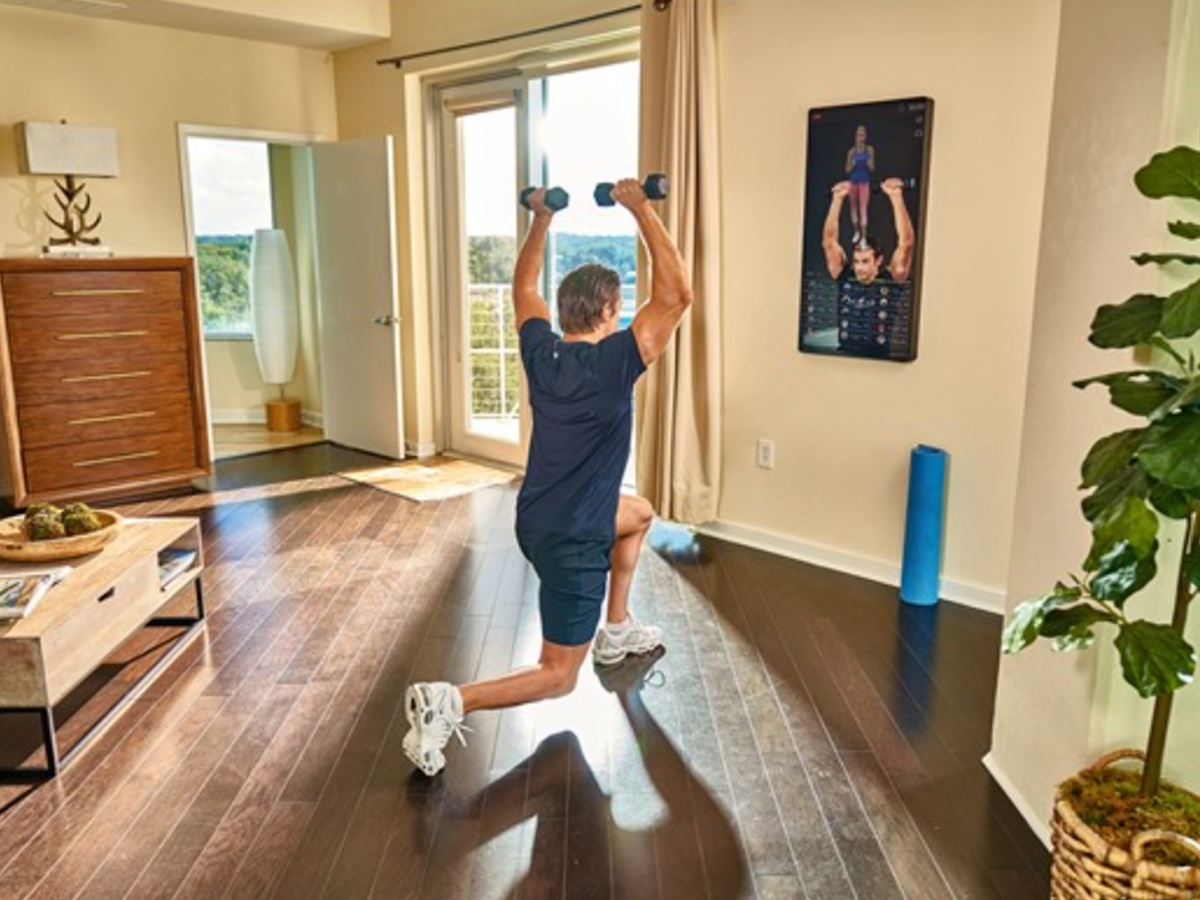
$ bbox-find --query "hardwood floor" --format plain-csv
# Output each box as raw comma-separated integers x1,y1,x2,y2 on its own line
0,446,1050,899
211,425,326,462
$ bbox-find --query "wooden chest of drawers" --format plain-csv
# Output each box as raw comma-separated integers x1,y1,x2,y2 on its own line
0,258,211,507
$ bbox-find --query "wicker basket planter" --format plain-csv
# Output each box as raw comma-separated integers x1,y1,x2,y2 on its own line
1051,750,1200,899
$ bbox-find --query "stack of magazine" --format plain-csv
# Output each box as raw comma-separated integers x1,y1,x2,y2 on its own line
157,548,198,587
0,566,72,620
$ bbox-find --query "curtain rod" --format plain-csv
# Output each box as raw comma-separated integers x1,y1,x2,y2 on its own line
376,3,665,69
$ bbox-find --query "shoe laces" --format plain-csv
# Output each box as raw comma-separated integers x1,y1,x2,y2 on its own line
427,692,471,748
641,668,666,689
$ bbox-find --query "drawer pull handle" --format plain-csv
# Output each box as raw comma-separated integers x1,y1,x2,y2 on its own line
68,411,156,426
52,289,145,297
97,587,116,603
62,370,152,384
74,450,159,468
57,330,150,341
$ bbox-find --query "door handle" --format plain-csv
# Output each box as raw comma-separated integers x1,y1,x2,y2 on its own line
372,314,398,326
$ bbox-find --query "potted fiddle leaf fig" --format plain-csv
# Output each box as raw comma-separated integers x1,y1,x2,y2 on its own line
1002,142,1200,898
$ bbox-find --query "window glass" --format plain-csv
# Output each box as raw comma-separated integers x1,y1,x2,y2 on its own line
187,137,274,337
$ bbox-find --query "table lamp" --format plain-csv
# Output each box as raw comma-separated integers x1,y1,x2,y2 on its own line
16,120,119,257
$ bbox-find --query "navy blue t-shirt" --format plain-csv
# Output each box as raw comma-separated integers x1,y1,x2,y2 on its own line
516,317,646,545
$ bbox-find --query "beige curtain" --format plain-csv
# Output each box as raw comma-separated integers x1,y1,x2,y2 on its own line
636,0,722,524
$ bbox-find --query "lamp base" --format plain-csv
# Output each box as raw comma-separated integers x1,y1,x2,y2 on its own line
266,399,302,433
41,244,114,259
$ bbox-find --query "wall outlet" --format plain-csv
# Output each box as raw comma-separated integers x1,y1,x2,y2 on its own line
756,438,775,469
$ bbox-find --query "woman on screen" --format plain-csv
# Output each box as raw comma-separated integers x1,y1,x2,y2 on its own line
844,124,874,247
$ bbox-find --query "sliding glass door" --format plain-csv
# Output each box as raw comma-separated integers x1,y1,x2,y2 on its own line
437,56,640,471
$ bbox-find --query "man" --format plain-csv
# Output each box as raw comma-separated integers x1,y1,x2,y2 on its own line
822,177,914,357
401,179,693,777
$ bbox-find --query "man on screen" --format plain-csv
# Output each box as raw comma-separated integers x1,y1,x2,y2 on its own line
822,177,914,357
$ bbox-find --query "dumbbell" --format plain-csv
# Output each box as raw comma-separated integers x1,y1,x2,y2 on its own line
593,174,669,207
871,176,918,194
519,186,570,212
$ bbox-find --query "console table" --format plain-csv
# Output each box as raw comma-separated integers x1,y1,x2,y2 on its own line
0,517,204,777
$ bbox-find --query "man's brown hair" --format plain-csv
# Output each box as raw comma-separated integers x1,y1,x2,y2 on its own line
557,264,622,334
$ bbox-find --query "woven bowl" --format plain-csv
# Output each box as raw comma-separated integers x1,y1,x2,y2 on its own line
0,511,123,562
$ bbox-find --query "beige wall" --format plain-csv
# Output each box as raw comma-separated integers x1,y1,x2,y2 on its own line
987,0,1193,838
717,0,1060,600
0,5,337,433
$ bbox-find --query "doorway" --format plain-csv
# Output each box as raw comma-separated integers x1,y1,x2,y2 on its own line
435,56,641,475
179,129,325,461
179,128,405,464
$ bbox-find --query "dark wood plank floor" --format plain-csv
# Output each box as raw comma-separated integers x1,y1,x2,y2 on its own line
0,445,1050,899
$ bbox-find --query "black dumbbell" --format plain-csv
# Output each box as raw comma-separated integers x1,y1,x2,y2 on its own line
519,186,570,212
593,174,669,207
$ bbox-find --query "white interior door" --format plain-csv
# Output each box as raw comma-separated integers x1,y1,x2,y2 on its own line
311,137,405,459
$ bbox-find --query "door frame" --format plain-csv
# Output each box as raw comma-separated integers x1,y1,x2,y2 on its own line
434,76,531,468
176,123,323,463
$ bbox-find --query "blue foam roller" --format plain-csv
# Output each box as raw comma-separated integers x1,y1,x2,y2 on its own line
899,445,947,606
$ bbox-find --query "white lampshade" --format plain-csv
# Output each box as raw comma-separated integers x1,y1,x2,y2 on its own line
249,229,299,386
16,121,119,177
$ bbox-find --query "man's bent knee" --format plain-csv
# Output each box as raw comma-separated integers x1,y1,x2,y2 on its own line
544,661,580,698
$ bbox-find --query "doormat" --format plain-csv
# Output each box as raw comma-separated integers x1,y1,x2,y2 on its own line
340,458,517,502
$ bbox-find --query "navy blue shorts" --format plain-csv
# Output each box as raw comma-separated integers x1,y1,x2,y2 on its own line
517,533,612,646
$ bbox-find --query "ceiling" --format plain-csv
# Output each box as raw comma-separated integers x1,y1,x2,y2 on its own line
0,0,390,51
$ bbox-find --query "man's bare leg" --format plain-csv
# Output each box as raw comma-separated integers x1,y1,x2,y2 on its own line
607,494,654,625
458,640,590,713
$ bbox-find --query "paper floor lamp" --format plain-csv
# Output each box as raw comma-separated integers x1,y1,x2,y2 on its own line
250,229,301,432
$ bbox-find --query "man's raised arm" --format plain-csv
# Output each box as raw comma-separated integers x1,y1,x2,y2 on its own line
512,189,554,331
881,178,915,283
823,181,849,279
623,179,693,366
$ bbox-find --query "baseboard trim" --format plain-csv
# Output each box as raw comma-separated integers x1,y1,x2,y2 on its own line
405,440,437,459
211,408,266,425
211,408,320,428
697,520,1006,615
982,751,1051,849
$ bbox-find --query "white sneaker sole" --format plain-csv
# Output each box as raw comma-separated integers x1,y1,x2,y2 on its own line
593,635,663,667
403,727,445,776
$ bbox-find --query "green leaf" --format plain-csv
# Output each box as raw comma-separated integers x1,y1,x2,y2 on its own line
1040,603,1117,651
1150,378,1200,422
1088,540,1158,604
1114,621,1196,698
1148,482,1193,519
1135,146,1200,201
1073,371,1183,416
1169,221,1200,240
1081,429,1147,488
1132,253,1200,266
1088,295,1164,348
1085,495,1158,571
1161,278,1200,339
1002,591,1069,654
1138,414,1200,490
1082,462,1152,523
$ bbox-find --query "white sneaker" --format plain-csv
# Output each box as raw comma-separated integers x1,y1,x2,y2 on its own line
403,682,469,776
592,616,664,667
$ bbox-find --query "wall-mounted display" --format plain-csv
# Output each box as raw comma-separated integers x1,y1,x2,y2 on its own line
798,97,933,362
